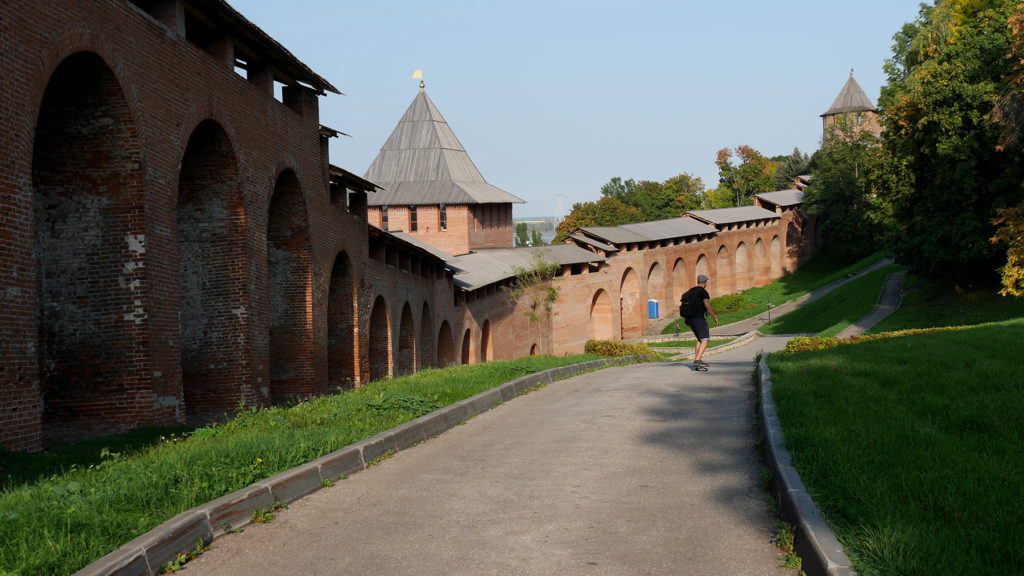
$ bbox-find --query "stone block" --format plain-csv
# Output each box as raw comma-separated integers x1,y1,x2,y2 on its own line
388,420,426,451
261,464,323,506
137,511,212,575
202,485,274,536
791,491,854,576
314,447,364,482
420,404,470,438
466,388,502,417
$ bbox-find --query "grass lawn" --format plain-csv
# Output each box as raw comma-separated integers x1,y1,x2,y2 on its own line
868,282,1024,333
0,354,601,575
662,250,890,335
766,286,1024,575
759,264,902,336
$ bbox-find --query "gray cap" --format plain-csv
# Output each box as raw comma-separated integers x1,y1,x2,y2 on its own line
697,274,709,284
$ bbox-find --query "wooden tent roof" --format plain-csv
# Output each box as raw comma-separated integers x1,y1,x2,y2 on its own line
363,89,524,206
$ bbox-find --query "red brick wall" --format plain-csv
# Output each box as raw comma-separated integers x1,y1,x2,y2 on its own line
0,0,818,452
0,0,385,450
368,202,514,255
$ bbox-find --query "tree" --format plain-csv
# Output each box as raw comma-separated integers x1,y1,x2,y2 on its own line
773,148,811,190
879,0,1024,285
554,174,705,241
715,145,776,206
991,203,1024,296
806,117,888,261
515,222,530,247
553,197,644,242
990,4,1024,296
530,228,545,246
704,184,736,209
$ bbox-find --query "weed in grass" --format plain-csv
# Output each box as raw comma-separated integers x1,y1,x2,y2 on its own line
772,520,803,572
252,508,274,524
161,539,208,573
321,478,334,488
366,449,396,468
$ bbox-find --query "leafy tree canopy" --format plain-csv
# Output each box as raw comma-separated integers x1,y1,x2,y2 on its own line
554,196,643,242
715,145,777,207
514,222,530,247
554,173,705,241
806,118,889,261
879,0,1024,285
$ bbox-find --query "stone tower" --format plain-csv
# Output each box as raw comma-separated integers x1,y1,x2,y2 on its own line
821,70,882,139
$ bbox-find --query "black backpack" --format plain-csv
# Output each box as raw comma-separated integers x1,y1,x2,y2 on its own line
679,287,702,318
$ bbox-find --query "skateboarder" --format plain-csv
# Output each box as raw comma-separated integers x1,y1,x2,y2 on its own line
680,274,719,368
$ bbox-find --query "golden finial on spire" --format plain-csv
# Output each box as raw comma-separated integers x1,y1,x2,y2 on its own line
413,69,424,91
850,68,854,77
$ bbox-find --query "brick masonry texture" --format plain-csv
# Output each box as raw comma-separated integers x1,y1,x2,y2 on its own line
0,0,815,452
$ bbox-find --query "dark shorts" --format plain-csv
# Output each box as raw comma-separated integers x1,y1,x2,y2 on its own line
688,315,710,341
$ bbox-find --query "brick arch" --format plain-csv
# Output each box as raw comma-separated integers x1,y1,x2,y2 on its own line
368,296,391,381
480,319,493,362
530,343,540,356
33,51,147,440
647,261,666,309
397,302,416,375
25,26,149,169
734,242,750,292
786,222,802,269
619,268,642,339
437,321,455,367
671,258,688,299
716,245,732,295
327,251,357,390
267,169,313,401
178,118,250,419
695,254,710,287
753,238,768,286
419,303,434,369
590,289,614,340
460,327,474,365
770,235,783,277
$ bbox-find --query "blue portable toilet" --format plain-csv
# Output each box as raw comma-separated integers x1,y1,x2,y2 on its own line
648,299,659,319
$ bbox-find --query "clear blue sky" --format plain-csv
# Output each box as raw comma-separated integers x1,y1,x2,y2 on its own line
230,0,924,217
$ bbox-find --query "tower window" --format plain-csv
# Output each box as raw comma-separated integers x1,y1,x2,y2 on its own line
410,206,418,232
440,204,447,231
381,206,389,231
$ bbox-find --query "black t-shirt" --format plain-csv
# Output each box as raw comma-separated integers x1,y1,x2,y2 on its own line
691,286,710,315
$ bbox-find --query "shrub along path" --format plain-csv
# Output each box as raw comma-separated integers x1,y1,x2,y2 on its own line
186,341,794,576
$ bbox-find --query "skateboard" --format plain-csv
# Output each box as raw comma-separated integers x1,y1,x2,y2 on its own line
692,364,708,372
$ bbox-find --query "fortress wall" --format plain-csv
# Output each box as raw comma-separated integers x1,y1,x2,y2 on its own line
0,1,817,452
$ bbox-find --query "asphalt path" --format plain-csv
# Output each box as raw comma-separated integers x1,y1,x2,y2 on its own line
185,337,793,576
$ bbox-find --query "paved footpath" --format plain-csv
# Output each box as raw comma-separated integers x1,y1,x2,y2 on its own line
186,337,793,576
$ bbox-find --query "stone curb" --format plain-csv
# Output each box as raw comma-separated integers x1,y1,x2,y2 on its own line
757,356,858,576
73,357,630,576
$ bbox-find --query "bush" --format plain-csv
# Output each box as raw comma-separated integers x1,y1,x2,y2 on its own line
784,327,968,354
584,339,655,357
711,293,750,314
785,336,841,353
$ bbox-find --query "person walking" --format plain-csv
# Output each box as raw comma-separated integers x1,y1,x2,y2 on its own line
680,274,719,367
